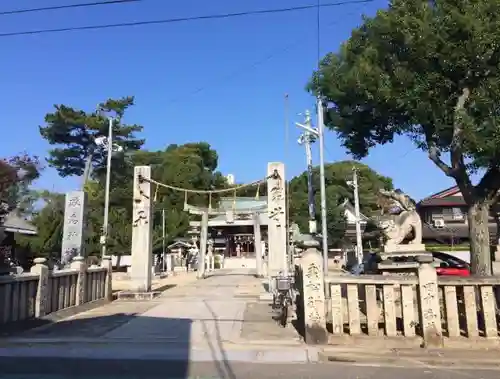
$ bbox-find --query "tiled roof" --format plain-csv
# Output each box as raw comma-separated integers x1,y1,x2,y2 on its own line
418,185,463,207
2,212,37,235
418,196,465,207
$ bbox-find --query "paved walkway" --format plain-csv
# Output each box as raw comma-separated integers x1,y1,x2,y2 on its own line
3,269,500,368
2,268,306,362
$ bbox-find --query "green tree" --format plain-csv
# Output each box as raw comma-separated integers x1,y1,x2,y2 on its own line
289,161,393,245
0,153,42,222
152,142,227,244
39,96,144,179
309,0,500,275
16,191,64,259
79,142,227,259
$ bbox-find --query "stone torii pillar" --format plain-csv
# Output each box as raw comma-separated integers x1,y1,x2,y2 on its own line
131,166,153,292
266,162,288,277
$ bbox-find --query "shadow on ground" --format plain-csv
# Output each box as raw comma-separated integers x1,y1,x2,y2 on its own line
0,312,237,379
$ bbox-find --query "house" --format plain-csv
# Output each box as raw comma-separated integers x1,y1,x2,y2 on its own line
0,211,37,273
417,186,497,244
340,199,369,240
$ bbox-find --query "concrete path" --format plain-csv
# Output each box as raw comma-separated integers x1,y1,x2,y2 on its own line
1,356,500,379
2,268,306,362
3,269,500,369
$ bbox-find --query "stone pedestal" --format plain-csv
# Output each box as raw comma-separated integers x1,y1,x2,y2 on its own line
61,191,87,266
130,166,153,292
166,253,173,273
381,243,427,254
417,262,443,347
71,256,87,305
101,256,113,302
266,162,287,276
31,258,49,317
300,244,328,345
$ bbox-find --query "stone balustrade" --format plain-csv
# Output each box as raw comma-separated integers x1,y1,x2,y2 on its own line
296,248,500,348
0,256,112,326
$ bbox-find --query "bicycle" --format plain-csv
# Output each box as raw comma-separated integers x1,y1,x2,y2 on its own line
272,273,294,327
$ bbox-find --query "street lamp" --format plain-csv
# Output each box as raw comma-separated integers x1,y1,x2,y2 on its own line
95,109,123,259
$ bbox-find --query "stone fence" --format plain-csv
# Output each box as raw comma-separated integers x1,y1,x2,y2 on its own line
0,256,112,326
296,247,500,348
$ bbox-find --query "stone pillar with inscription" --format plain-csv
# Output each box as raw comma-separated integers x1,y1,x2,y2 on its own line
417,258,443,347
131,166,153,292
61,191,87,266
266,162,287,277
300,242,328,345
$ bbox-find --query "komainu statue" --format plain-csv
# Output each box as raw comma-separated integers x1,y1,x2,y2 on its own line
377,189,423,250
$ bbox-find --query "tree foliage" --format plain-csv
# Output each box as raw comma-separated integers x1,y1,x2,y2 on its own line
39,96,144,179
0,153,42,224
289,161,393,245
309,0,500,275
25,142,228,259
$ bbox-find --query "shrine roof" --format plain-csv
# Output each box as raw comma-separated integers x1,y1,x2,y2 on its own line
3,212,37,235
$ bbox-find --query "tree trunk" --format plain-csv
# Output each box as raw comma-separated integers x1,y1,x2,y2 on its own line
467,201,492,276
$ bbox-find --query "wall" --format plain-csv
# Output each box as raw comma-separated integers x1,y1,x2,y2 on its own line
0,257,112,326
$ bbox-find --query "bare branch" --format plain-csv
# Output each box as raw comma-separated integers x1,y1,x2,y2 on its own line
450,88,469,175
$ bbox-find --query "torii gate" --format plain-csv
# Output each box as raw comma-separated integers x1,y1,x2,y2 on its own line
183,202,266,279
129,162,288,292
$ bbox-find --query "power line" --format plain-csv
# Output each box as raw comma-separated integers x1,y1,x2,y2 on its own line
166,6,368,104
0,0,373,38
0,0,142,16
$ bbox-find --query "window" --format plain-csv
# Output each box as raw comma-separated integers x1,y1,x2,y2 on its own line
452,207,464,220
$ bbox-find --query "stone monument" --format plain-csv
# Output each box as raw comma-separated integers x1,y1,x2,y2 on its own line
377,189,426,253
130,166,153,293
300,241,328,345
266,162,287,276
61,191,87,266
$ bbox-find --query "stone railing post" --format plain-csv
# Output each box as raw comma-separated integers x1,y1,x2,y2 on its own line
417,257,443,347
71,256,87,305
31,257,49,318
101,256,113,302
300,242,328,345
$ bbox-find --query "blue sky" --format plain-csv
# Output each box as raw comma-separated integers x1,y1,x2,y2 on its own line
1,0,458,201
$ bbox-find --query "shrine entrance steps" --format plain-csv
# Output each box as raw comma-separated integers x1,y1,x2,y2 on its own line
222,257,257,270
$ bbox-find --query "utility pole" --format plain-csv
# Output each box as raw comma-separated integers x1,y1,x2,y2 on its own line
296,99,329,276
297,110,317,235
350,167,363,264
317,98,329,276
101,117,113,259
162,208,166,273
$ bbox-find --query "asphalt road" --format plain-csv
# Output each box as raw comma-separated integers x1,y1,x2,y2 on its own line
0,358,498,379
